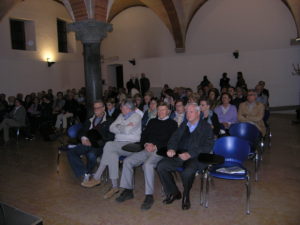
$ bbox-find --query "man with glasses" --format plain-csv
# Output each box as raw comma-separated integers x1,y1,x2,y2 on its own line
238,89,266,136
63,100,114,183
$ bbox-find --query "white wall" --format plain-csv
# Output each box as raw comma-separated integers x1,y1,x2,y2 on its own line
101,0,300,107
0,0,84,96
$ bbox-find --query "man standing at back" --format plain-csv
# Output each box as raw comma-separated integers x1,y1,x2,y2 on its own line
140,73,150,96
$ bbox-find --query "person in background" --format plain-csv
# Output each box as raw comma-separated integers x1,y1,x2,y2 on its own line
141,97,158,130
106,98,120,120
214,93,238,132
140,73,150,96
219,72,230,90
238,89,266,136
170,99,186,127
0,99,26,144
199,99,221,138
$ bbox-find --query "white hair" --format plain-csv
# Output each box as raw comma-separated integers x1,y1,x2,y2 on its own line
185,102,200,112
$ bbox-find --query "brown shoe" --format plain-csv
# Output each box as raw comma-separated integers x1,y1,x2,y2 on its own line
104,187,119,199
81,178,101,188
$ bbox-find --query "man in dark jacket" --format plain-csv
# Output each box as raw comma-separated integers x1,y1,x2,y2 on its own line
157,103,214,210
115,102,178,210
64,100,114,182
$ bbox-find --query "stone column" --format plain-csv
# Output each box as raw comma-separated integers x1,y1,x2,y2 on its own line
68,20,112,115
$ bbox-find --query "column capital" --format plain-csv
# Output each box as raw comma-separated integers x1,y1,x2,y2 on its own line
68,20,113,44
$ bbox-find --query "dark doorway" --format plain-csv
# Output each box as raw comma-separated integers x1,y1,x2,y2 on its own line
116,65,124,89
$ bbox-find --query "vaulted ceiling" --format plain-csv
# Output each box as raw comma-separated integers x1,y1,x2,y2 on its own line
1,0,299,51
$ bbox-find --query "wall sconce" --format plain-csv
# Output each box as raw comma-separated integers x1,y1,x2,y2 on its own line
129,58,136,66
47,58,56,67
233,50,239,59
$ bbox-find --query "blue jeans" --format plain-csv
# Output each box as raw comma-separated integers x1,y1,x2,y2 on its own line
67,144,103,178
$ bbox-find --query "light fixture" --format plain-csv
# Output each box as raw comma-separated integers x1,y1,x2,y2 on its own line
47,57,55,67
233,50,239,59
129,58,136,66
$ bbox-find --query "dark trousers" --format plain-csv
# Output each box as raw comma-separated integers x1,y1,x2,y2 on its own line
67,144,103,178
157,157,207,196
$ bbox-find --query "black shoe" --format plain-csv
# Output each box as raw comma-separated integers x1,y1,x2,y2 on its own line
115,189,134,203
163,192,182,204
182,196,191,210
58,145,70,152
141,195,154,210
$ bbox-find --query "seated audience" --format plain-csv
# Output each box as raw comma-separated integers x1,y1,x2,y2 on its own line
116,102,177,210
157,103,214,210
232,87,246,110
0,99,26,144
199,99,221,137
255,84,270,123
55,92,79,132
63,100,114,182
134,93,144,111
27,97,41,133
81,100,142,200
214,93,238,131
236,71,247,89
238,89,266,136
170,99,187,127
105,98,120,120
142,92,153,112
141,97,158,130
52,92,66,115
208,88,220,110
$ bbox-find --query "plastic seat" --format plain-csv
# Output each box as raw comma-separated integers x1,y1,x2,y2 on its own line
229,122,262,181
57,123,83,173
203,136,251,214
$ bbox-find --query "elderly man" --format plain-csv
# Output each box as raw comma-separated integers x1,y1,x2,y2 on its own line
81,100,142,199
116,102,178,210
157,103,214,210
238,89,266,136
62,100,114,183
0,99,26,144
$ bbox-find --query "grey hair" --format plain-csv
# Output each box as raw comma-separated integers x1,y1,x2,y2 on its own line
122,100,135,111
185,102,200,112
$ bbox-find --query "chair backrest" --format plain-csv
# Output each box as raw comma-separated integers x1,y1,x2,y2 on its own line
67,123,83,139
213,136,250,164
229,122,260,144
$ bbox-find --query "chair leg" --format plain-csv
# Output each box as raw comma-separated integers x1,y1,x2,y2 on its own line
254,153,259,181
56,150,61,174
200,170,205,205
245,173,251,215
205,171,210,208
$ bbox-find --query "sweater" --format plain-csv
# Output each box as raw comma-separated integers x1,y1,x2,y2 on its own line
140,118,178,150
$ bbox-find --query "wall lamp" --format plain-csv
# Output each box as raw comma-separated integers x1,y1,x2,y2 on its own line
47,58,56,67
129,58,136,66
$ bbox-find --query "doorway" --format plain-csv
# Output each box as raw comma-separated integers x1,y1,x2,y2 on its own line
107,64,124,89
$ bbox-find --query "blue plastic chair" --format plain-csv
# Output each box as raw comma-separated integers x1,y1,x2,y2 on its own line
203,136,251,214
67,123,83,139
229,122,262,181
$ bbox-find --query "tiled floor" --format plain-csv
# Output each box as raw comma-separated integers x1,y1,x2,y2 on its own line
0,113,299,225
